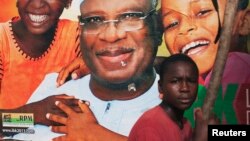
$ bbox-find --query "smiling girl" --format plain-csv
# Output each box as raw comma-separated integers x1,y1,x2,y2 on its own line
0,0,89,109
161,0,250,124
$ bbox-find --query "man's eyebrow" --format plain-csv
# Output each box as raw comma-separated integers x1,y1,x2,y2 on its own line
81,11,105,18
81,7,145,18
122,7,147,12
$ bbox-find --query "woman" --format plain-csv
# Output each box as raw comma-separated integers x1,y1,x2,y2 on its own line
0,0,89,109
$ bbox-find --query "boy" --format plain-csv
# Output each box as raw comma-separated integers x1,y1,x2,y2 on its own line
128,54,199,141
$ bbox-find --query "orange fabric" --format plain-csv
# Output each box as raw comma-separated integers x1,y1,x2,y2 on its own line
0,0,18,22
0,19,81,109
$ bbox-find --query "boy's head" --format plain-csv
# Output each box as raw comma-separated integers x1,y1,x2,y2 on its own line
158,54,199,111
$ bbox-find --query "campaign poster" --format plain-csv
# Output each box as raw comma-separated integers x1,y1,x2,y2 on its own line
0,0,250,140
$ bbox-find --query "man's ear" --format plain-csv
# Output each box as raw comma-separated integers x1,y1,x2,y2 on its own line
237,9,250,35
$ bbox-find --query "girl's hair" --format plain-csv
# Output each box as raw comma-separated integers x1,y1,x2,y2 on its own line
212,0,249,11
211,0,249,43
238,0,249,10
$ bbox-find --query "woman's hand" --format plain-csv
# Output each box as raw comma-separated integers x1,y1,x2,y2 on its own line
57,57,90,87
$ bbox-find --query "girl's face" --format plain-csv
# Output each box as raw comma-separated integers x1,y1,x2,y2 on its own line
17,0,68,34
161,0,226,75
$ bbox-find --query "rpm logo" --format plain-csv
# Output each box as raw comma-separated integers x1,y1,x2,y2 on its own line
2,113,34,128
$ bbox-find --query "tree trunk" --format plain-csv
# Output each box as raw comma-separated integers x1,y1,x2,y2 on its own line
202,0,239,120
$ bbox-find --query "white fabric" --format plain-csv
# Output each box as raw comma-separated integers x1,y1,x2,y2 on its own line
12,73,162,140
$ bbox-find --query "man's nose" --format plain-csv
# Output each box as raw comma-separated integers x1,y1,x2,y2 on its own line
99,22,127,43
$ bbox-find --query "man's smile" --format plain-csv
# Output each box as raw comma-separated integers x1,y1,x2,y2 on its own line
96,47,134,63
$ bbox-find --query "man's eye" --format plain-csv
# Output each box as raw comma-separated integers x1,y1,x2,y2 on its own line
196,9,212,17
83,16,104,24
120,12,144,20
164,21,179,31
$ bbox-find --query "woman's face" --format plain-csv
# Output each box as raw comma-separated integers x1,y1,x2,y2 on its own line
161,0,226,75
17,0,68,34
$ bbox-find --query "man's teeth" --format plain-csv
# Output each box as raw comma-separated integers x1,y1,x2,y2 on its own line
29,14,48,23
181,40,209,54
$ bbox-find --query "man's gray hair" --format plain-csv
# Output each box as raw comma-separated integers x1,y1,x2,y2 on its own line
151,0,158,8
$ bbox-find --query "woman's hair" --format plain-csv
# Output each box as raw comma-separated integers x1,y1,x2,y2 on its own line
159,54,199,81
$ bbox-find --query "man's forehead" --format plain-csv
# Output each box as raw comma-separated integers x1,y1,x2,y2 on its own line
80,0,151,15
81,0,151,5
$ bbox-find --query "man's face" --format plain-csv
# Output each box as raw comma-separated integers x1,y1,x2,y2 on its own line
159,62,198,110
80,0,157,84
161,0,226,75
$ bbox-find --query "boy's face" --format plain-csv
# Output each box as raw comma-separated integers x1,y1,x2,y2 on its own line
80,0,157,84
159,62,198,110
161,0,226,75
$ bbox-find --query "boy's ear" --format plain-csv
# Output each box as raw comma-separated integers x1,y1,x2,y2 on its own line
158,80,163,93
236,9,250,35
158,80,164,99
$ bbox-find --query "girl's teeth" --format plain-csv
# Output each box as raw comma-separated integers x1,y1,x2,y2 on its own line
29,14,48,23
181,40,209,54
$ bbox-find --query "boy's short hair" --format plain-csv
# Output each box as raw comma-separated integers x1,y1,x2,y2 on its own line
159,54,199,81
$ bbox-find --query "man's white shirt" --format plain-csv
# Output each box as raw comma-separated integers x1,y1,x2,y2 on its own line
12,73,162,140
